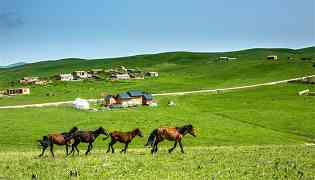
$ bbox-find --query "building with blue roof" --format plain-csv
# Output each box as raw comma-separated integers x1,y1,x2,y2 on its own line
104,90,154,107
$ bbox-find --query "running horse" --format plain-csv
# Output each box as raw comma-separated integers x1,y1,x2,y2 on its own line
37,126,79,158
104,128,143,153
69,127,109,155
145,124,196,154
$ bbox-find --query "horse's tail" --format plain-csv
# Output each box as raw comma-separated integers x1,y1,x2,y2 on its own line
37,136,50,147
145,129,158,147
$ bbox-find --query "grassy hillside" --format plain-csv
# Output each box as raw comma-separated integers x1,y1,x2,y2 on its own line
1,47,314,82
0,47,314,106
0,84,314,179
0,84,314,151
0,47,314,179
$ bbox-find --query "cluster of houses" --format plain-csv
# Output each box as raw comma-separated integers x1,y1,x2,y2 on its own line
219,55,279,61
104,90,154,108
59,71,92,81
19,77,50,85
58,66,159,81
14,66,159,84
107,66,158,81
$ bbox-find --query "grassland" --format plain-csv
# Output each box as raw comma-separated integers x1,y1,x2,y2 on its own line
0,84,314,151
0,47,314,106
1,146,314,179
0,48,314,179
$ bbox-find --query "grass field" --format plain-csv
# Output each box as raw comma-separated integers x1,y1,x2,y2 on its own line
0,84,314,151
0,48,314,179
1,146,314,179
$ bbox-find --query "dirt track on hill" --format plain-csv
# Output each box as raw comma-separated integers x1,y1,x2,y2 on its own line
0,75,314,109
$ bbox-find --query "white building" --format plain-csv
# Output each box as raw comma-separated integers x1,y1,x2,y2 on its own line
72,71,91,79
110,74,130,80
59,73,74,81
267,55,278,60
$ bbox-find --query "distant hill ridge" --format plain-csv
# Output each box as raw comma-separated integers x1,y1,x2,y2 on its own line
0,46,313,82
0,62,28,69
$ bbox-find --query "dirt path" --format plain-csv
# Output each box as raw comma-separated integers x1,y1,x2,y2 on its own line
0,75,314,109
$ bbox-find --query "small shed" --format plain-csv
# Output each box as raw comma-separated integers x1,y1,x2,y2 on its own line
6,88,30,95
267,55,278,60
146,72,159,77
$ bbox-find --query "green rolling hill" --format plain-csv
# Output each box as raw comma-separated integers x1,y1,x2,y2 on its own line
0,47,314,179
0,47,314,106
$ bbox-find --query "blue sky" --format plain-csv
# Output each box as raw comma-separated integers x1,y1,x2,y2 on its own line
0,0,314,65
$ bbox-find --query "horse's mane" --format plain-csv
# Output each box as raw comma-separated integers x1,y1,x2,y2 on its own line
176,124,193,134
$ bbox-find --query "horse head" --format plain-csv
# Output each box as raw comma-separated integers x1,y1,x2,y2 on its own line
97,126,109,136
185,124,196,137
134,128,143,137
69,126,79,134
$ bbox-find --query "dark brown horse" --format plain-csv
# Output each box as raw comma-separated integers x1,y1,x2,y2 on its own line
104,128,143,153
70,127,109,155
145,124,196,154
38,126,79,158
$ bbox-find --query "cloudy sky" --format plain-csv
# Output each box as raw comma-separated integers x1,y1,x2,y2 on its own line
0,0,314,65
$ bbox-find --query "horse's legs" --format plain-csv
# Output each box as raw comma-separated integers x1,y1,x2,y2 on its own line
90,143,94,152
85,143,92,155
168,141,177,153
151,141,158,154
178,140,184,153
70,140,80,156
121,142,129,153
107,140,116,153
106,140,112,153
111,141,116,153
154,144,158,153
50,143,55,158
65,145,69,156
39,146,47,157
74,145,80,155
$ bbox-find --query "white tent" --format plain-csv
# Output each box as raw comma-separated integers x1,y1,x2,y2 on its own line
73,98,90,110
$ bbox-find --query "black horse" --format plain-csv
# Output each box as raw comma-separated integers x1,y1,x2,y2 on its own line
69,127,109,155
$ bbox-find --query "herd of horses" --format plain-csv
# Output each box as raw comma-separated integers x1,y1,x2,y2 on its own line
37,124,196,158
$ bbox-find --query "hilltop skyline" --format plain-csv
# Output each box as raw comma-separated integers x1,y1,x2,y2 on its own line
1,0,314,66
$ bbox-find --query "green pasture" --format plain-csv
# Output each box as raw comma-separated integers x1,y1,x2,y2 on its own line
0,84,314,152
0,146,314,179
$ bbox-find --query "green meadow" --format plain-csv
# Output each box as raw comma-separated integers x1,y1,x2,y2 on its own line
0,48,314,179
